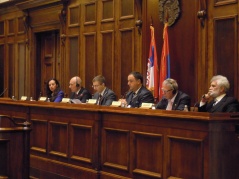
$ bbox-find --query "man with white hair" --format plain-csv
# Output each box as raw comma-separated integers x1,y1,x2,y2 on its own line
198,75,239,112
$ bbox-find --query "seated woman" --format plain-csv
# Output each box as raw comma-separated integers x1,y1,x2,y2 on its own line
46,78,64,102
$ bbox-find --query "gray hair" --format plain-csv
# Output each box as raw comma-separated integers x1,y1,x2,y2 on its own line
210,75,230,92
163,78,178,91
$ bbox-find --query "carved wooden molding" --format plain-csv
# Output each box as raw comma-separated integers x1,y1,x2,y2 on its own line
16,0,62,11
158,0,180,26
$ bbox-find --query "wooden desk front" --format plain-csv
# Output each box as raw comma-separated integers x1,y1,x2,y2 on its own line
0,99,238,179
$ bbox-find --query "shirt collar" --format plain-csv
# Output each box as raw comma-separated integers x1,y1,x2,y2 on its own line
168,92,178,103
134,86,142,95
100,87,106,96
215,93,226,102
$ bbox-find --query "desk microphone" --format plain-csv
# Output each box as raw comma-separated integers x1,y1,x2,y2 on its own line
0,88,7,97
192,102,199,112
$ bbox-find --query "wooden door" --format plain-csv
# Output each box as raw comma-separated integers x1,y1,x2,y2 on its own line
36,30,60,97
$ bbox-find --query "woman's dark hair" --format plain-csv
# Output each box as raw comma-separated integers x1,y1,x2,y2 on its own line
46,78,61,102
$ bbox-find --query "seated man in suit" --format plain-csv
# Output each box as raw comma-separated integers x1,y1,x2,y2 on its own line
92,75,116,106
156,78,191,110
120,71,154,108
198,75,239,112
69,76,92,103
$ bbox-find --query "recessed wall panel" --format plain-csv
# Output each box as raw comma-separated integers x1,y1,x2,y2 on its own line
214,17,237,96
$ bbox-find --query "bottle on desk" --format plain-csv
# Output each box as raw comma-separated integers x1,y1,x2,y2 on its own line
184,105,189,112
46,98,50,102
151,104,156,110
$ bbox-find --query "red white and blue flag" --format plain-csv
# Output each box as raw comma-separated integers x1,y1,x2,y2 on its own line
146,25,159,100
159,23,170,99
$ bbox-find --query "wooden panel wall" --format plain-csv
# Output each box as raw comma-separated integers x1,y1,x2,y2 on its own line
208,0,239,97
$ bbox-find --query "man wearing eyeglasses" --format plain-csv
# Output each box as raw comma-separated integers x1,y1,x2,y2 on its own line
92,75,116,106
155,78,191,111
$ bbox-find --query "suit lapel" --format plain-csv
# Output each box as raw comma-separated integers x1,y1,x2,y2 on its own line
210,96,227,112
172,93,179,110
99,88,108,105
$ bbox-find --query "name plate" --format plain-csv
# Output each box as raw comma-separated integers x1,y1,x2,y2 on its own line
61,98,70,103
140,103,153,109
38,97,47,101
87,99,97,104
111,101,121,107
20,96,27,101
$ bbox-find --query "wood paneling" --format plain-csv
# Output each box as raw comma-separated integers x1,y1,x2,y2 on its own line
121,0,134,17
17,17,24,34
7,19,14,35
102,0,114,20
0,100,239,179
120,29,134,95
18,42,26,98
167,136,203,179
0,21,4,35
214,16,237,96
84,2,96,25
8,44,14,98
102,31,114,89
69,6,80,27
49,121,68,157
31,119,48,153
0,45,4,93
70,124,93,163
132,132,162,178
102,128,130,171
84,33,96,93
69,36,79,77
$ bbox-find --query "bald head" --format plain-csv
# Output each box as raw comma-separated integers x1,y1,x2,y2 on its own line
69,76,82,92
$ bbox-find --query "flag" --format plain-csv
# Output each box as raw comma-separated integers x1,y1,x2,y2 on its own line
146,25,159,100
159,23,170,99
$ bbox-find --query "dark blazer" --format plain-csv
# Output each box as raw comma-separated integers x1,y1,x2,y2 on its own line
198,95,239,113
126,86,154,108
70,87,92,103
156,91,191,110
92,88,116,106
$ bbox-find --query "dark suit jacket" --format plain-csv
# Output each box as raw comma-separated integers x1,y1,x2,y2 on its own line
198,95,239,113
156,91,191,110
70,87,92,103
92,88,116,106
126,86,154,108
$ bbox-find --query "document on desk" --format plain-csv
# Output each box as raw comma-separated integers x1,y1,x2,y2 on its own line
70,99,82,104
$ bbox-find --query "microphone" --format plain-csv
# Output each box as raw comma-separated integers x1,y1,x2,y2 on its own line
192,102,199,112
0,88,7,97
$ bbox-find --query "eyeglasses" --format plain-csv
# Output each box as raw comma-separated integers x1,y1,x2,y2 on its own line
92,84,101,88
161,89,173,93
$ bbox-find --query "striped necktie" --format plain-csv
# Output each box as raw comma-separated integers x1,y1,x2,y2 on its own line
97,94,102,105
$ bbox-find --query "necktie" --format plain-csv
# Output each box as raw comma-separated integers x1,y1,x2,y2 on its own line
166,100,173,110
129,93,136,105
98,94,102,105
